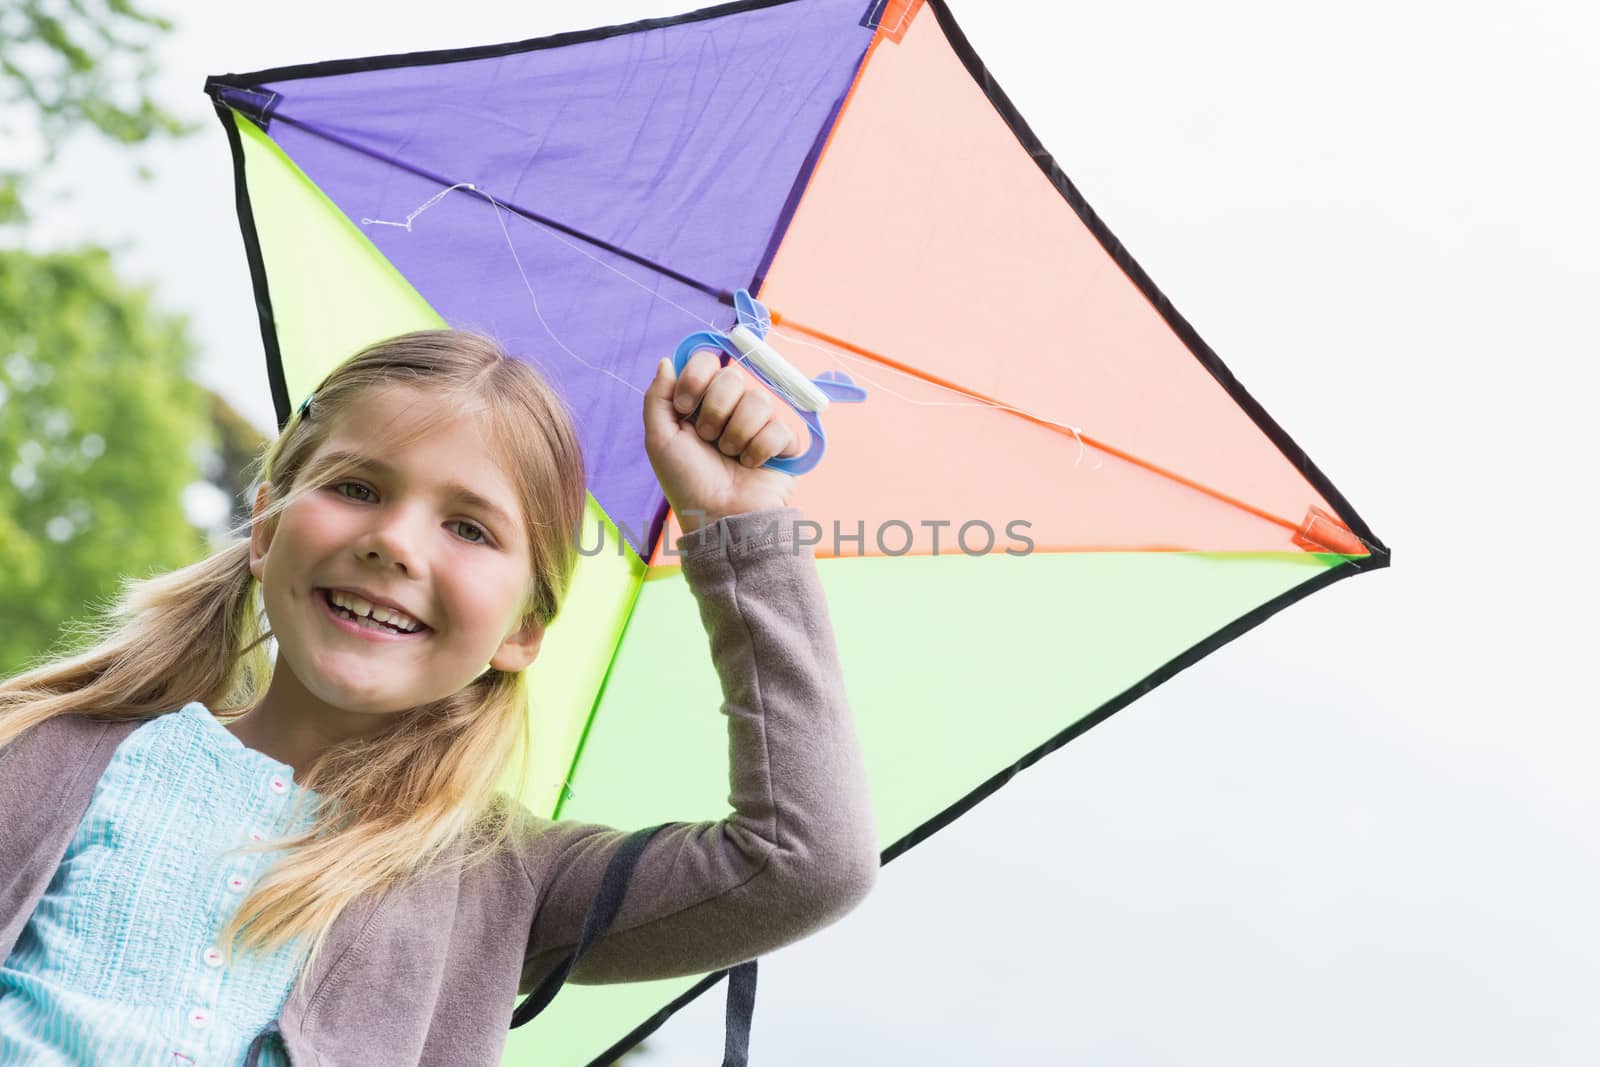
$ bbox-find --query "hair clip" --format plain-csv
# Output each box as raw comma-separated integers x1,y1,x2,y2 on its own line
297,392,314,421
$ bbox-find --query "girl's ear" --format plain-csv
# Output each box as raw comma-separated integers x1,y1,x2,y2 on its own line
248,482,276,583
490,616,546,673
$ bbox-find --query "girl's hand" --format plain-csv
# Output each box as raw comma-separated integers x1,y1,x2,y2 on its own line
643,353,799,534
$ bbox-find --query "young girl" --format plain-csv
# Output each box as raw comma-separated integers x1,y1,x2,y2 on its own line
0,330,878,1065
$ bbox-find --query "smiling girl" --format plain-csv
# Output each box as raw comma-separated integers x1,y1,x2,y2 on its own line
0,331,878,1065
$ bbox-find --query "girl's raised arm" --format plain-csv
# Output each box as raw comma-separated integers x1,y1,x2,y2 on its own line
516,507,878,991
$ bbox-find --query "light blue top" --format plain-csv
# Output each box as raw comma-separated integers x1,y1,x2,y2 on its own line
0,702,318,1066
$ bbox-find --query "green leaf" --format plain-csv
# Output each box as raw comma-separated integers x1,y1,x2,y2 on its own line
0,0,190,220
0,247,211,675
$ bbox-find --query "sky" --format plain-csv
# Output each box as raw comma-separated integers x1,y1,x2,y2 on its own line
9,0,1600,1063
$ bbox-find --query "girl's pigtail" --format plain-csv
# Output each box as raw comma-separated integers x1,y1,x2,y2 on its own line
109,537,270,712
0,538,267,747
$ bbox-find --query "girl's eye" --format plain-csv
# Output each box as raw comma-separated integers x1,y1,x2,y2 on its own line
330,481,490,546
451,520,490,545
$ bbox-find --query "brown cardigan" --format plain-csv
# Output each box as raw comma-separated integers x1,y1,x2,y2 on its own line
0,508,879,1065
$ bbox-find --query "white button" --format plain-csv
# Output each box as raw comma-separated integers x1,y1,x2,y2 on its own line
248,831,265,842
268,776,289,795
225,875,248,893
188,1008,211,1030
202,947,224,968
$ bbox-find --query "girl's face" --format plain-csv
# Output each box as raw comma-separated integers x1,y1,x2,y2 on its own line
249,385,544,718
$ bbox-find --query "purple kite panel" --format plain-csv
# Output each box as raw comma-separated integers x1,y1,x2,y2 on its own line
244,0,873,556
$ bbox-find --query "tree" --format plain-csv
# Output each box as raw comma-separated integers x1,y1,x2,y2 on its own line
0,0,191,224
0,246,209,675
0,1,217,676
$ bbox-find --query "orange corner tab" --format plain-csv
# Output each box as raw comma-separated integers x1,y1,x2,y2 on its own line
1292,505,1366,555
875,0,924,43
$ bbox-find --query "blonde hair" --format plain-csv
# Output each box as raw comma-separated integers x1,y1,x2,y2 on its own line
0,330,588,965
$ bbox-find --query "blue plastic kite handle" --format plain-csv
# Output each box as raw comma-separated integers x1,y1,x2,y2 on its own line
671,331,827,476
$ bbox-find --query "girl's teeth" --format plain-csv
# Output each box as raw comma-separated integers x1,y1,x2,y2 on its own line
330,595,418,634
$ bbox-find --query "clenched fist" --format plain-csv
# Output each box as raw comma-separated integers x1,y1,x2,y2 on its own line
642,352,801,534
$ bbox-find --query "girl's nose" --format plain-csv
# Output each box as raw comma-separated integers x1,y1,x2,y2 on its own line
356,511,425,575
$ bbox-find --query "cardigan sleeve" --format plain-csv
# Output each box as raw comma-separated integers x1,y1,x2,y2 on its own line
516,507,879,989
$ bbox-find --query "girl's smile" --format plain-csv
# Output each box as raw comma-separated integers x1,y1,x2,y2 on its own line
316,587,432,642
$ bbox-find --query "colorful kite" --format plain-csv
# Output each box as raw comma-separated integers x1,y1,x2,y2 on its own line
205,0,1390,1062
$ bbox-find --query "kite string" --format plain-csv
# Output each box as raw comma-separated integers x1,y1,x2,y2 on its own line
363,181,671,400
360,182,478,231
360,182,1101,465
486,188,1103,465
709,288,1100,465
486,191,723,335
486,193,651,400
377,181,723,333
757,322,1102,468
